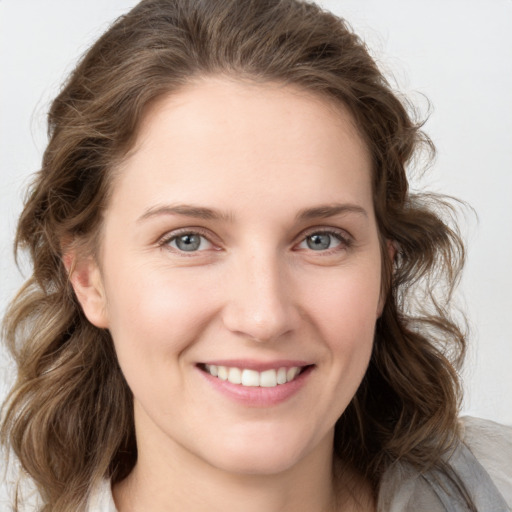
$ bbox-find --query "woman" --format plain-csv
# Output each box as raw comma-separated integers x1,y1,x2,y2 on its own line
1,1,511,511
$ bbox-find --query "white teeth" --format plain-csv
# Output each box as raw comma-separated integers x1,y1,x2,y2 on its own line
286,367,300,381
260,369,277,387
204,365,304,387
217,366,228,381
277,367,287,385
241,369,260,386
228,367,242,384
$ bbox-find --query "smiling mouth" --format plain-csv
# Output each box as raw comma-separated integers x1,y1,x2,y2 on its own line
198,364,312,388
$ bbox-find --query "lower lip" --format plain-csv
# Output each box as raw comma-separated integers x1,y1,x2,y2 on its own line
197,366,314,407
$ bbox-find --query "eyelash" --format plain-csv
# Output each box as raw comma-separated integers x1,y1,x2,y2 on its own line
157,227,353,254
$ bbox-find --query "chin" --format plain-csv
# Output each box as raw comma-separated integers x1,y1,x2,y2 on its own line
209,448,305,476
198,426,330,476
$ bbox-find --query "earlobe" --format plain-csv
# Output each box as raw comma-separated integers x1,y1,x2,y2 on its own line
64,253,109,329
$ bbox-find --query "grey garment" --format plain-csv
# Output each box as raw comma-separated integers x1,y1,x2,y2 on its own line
377,417,512,511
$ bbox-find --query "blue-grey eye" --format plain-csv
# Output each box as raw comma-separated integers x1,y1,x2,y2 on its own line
307,233,332,250
300,232,342,251
171,233,206,252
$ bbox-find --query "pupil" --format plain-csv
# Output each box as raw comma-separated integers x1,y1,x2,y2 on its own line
176,234,201,251
307,234,331,250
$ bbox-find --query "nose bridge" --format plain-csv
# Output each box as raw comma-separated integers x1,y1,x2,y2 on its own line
222,245,298,342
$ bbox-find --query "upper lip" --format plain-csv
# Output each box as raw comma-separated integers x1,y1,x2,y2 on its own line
199,359,313,372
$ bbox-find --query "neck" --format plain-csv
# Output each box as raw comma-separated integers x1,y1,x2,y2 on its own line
114,441,337,512
113,405,373,512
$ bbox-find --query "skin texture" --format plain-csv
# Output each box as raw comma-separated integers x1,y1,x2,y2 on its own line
71,78,383,512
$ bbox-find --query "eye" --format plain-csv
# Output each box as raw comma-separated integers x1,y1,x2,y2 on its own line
163,232,213,252
297,230,350,252
304,233,339,251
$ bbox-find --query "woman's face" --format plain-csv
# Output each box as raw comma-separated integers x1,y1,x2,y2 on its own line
79,78,385,476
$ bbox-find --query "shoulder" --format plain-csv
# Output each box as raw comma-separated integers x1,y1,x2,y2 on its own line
87,480,118,512
0,468,116,512
377,457,445,512
377,416,512,512
459,416,512,506
0,454,42,512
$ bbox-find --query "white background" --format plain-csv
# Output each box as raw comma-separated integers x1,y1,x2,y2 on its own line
1,0,511,435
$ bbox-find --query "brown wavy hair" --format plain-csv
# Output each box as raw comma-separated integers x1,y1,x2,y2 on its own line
1,0,468,510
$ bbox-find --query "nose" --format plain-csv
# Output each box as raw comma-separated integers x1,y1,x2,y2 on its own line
221,250,300,343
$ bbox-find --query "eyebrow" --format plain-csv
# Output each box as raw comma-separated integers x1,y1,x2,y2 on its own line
295,204,368,221
137,202,368,223
137,204,233,223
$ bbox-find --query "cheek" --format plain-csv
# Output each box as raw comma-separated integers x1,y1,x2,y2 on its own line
103,262,218,366
101,265,222,416
293,265,381,425
307,266,381,322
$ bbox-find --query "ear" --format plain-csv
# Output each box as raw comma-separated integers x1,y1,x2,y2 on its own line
385,239,397,265
64,252,109,328
377,239,397,317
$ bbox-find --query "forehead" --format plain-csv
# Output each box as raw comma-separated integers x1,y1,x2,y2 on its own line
134,77,368,162
109,77,374,219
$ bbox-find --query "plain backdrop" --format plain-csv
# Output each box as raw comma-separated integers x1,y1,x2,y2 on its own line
1,0,511,442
